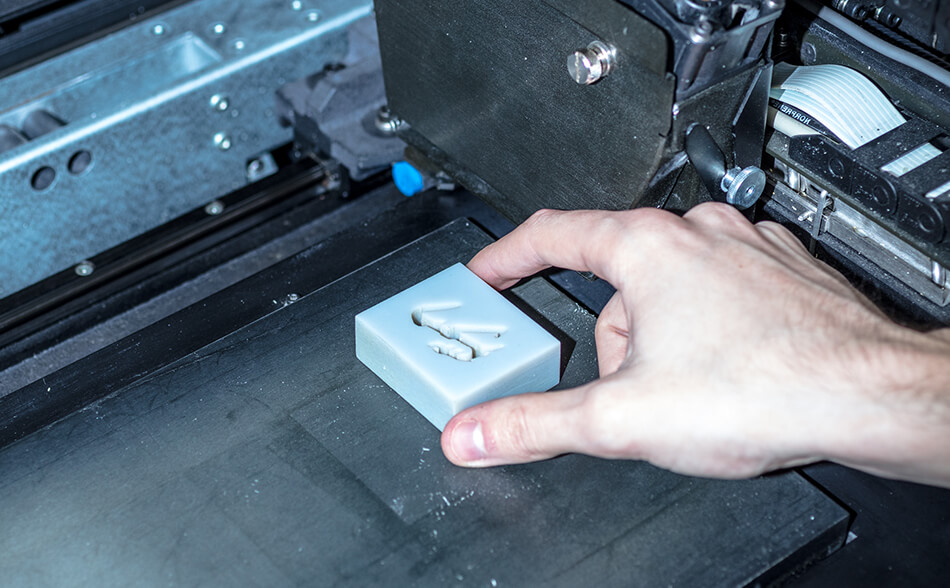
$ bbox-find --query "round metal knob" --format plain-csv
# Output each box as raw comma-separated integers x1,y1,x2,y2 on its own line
721,166,767,209
567,41,616,85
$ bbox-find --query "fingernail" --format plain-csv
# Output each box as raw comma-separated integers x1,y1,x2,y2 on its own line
450,420,487,462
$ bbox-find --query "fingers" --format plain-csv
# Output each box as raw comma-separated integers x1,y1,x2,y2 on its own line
755,221,814,259
683,201,756,234
685,204,808,260
595,292,629,377
467,208,674,290
441,385,593,467
754,220,877,304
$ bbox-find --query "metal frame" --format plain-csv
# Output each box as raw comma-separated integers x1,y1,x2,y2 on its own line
0,0,373,297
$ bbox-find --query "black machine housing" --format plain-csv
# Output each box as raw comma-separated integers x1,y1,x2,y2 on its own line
374,0,779,221
372,0,950,324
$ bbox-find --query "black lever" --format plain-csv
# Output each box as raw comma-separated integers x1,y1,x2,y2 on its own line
685,124,766,210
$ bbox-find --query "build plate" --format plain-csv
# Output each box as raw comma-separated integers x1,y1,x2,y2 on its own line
0,219,847,586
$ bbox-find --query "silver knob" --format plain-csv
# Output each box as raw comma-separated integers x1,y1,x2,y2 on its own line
721,166,767,209
374,105,402,137
567,41,616,85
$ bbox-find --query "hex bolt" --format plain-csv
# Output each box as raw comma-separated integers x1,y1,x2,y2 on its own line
211,22,226,35
75,261,95,277
721,166,767,209
291,0,303,10
567,41,616,85
151,23,166,36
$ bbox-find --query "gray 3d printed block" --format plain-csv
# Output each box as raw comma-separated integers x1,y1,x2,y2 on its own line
355,263,560,429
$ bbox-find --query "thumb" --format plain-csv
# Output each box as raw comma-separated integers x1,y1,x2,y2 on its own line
440,385,593,467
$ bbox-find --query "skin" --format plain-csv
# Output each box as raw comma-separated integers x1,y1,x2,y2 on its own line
440,203,950,488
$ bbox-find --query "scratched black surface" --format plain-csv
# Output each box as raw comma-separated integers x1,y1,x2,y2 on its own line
0,220,848,586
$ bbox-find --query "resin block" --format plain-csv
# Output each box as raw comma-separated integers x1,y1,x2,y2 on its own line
355,263,560,430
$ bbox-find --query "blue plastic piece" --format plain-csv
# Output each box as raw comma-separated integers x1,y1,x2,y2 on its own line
392,161,426,196
355,263,561,430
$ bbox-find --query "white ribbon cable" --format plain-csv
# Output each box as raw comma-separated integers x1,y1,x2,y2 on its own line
771,63,904,148
770,63,947,197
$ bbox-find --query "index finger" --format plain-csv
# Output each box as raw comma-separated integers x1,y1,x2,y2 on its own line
467,208,673,290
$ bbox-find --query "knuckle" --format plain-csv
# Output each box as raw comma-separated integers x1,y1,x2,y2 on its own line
622,209,682,249
501,404,541,459
755,220,791,240
687,201,748,228
626,207,677,231
754,219,784,232
595,214,637,255
631,214,701,257
687,203,767,248
756,221,809,253
525,208,559,228
594,313,611,337
594,305,627,342
576,387,627,456
690,200,734,217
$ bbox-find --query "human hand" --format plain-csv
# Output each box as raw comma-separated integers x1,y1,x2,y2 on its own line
441,204,950,486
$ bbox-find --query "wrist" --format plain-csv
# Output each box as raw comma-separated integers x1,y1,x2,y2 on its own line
824,327,950,486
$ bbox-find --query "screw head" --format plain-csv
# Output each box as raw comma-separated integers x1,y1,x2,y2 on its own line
374,106,402,136
568,50,601,85
305,10,320,22
75,261,95,277
213,132,232,151
689,19,714,43
205,200,225,215
291,0,303,10
567,41,615,85
209,94,230,111
211,22,226,35
801,42,818,65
